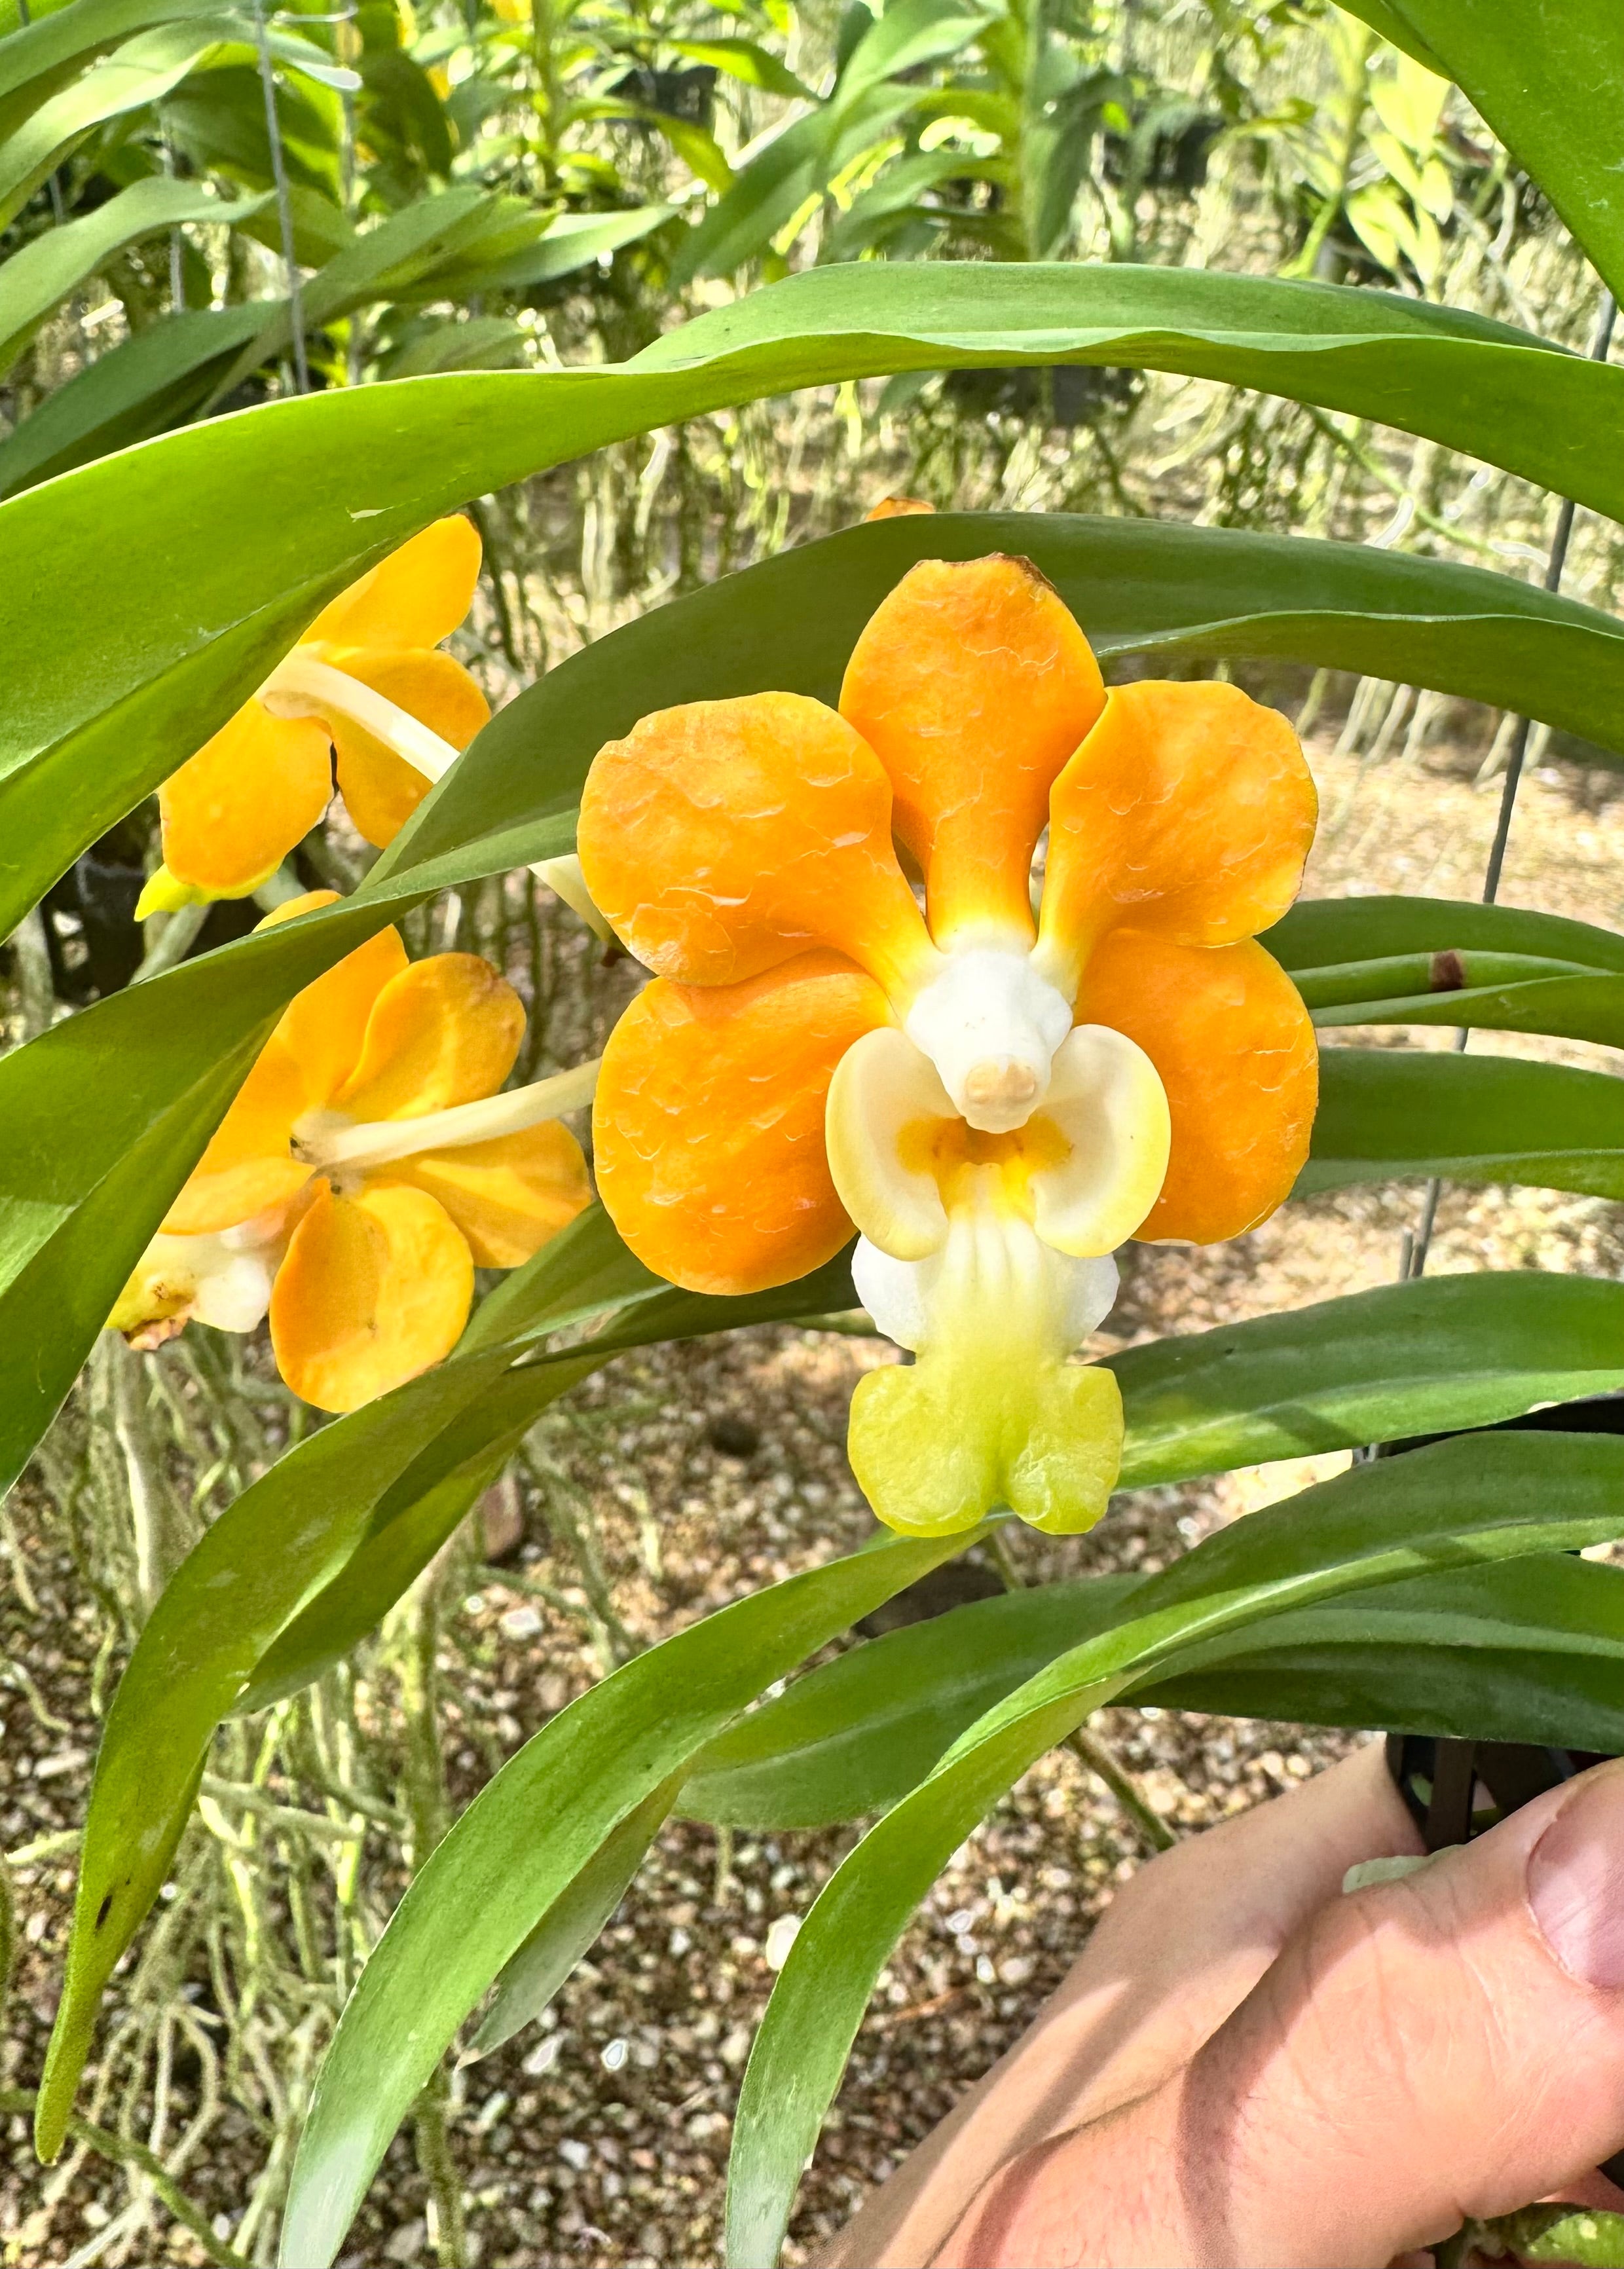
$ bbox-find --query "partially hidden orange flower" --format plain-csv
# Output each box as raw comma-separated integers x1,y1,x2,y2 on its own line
576,555,1319,1537
111,893,593,1411
138,519,490,919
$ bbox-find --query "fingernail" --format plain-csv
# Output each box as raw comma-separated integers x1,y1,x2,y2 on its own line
1528,1765,1624,1989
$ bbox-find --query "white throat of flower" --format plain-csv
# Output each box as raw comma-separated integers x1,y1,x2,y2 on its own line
827,933,1172,1536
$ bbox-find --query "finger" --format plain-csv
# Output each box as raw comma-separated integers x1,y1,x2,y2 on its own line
821,1741,1419,2268
944,1757,1624,2268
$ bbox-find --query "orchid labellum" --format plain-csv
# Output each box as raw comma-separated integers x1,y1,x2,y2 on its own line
138,518,490,917
111,894,593,1410
578,555,1320,1536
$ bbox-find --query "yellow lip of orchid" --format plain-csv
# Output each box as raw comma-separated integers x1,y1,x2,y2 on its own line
111,891,596,1412
580,553,1320,1538
138,517,492,919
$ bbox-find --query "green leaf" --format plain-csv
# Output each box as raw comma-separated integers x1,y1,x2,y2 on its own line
726,1431,1624,2268
14,504,1624,1510
1304,1046,1624,1201
381,510,1624,894
1313,970,1624,1049
38,1217,855,2149
1149,1555,1624,1749
687,1556,1624,1829
0,177,266,377
9,261,1624,940
665,36,812,100
379,314,530,378
0,301,266,496
276,1522,984,2269
1264,893,1624,977
0,0,221,135
463,1772,685,2062
0,18,236,230
1340,0,1624,303
684,1577,1140,1827
1113,1270,1624,1485
670,83,919,283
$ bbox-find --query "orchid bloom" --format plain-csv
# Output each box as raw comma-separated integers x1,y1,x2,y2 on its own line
138,519,491,919
576,555,1319,1537
111,893,594,1411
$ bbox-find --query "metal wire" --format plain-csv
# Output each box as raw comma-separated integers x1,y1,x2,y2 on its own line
1403,287,1619,1284
251,0,310,394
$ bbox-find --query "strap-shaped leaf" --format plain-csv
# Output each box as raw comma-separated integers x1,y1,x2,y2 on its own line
726,1432,1624,2268
35,1217,854,2154
274,1522,987,2269
1305,1047,1624,1201
1313,970,1624,1049
0,177,267,377
1340,0,1624,303
7,261,1624,941
1266,894,1624,976
0,18,236,230
1113,1270,1624,1485
684,1555,1624,1829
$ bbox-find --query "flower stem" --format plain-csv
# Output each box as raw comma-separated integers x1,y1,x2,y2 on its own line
260,654,460,782
300,1060,600,1173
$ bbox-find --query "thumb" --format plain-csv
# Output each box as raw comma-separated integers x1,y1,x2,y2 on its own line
941,1758,1624,2268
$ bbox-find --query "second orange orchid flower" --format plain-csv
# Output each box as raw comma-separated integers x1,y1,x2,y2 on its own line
139,519,489,919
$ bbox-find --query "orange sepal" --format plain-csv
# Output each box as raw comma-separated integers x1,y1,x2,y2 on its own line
159,702,333,896
577,693,934,1001
1076,929,1318,1245
1039,681,1318,984
593,950,889,1295
161,1035,312,1235
327,648,491,847
270,1180,474,1411
841,556,1103,947
337,955,525,1121
259,894,411,1108
374,1121,591,1268
303,515,482,652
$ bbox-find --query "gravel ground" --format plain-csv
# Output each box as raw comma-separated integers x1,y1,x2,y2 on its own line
6,722,1624,2266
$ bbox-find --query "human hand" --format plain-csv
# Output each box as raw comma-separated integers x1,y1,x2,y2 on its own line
820,1743,1624,2267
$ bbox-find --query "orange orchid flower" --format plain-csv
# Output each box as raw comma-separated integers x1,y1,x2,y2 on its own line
111,894,594,1411
576,555,1319,1538
138,519,490,919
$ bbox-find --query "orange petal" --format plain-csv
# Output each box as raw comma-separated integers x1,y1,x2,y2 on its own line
1039,682,1318,992
161,1034,312,1235
372,1121,592,1268
270,1181,474,1411
593,951,889,1295
159,701,333,898
336,955,525,1121
1075,929,1318,1245
328,648,492,848
863,497,934,520
270,921,411,1111
576,693,935,1001
303,515,482,652
840,557,1104,950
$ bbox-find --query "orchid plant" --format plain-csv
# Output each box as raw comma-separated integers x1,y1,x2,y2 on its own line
7,5,1624,2266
